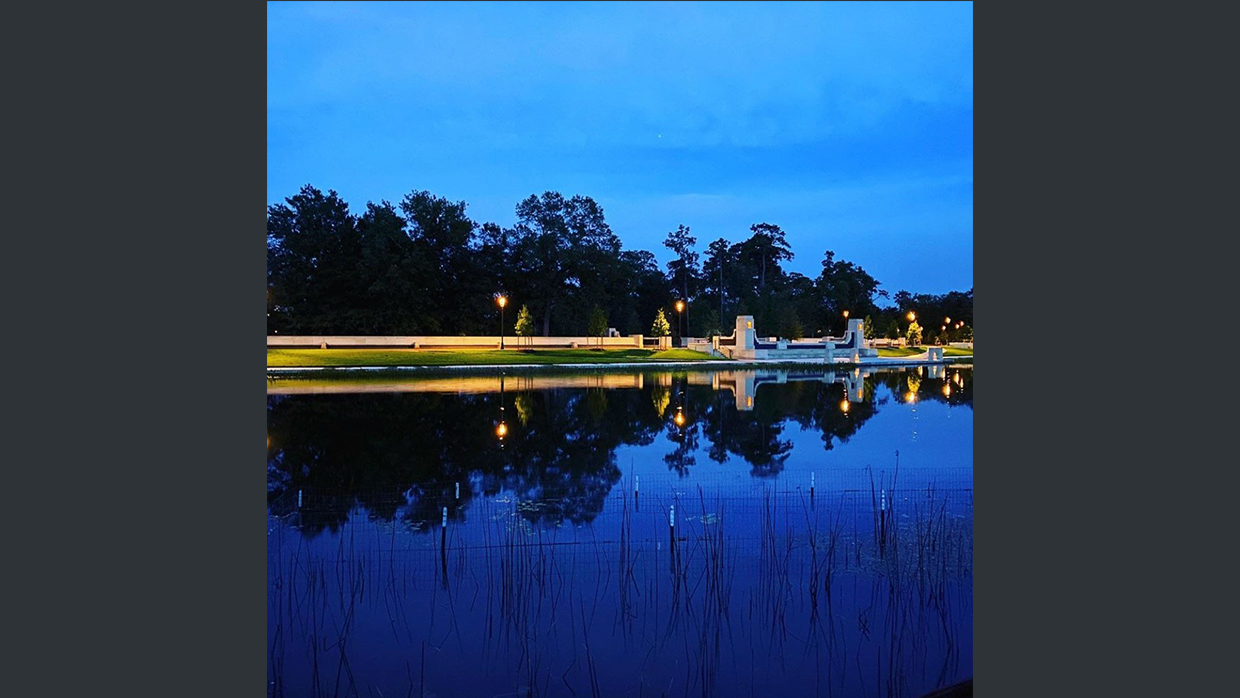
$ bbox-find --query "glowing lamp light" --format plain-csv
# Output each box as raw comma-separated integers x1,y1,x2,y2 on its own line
747,397,754,407
943,385,951,397
496,421,508,439
842,310,849,318
840,399,850,413
944,317,951,324
906,392,917,403
907,311,916,321
674,410,686,427
675,300,685,312
746,321,753,329
497,295,508,308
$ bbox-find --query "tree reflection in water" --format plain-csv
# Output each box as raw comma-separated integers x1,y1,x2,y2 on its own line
266,367,972,535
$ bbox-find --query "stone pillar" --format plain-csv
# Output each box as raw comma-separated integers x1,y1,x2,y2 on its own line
847,318,865,348
736,315,755,350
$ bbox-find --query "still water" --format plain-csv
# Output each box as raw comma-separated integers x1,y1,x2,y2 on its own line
267,366,973,697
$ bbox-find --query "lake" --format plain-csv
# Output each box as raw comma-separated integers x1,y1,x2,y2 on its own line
267,365,973,697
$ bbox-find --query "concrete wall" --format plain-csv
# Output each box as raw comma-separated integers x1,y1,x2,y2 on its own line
267,335,646,349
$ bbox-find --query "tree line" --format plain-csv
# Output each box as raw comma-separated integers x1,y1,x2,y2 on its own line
267,184,973,343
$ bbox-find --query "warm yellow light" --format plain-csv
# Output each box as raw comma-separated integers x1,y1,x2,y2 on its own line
496,422,508,438
943,385,951,397
747,396,753,407
906,391,917,403
675,300,685,312
944,317,951,324
674,410,686,427
497,295,508,308
842,310,849,318
840,400,850,413
746,321,753,329
907,311,916,321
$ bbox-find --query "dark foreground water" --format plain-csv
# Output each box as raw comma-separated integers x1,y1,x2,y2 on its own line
267,366,973,697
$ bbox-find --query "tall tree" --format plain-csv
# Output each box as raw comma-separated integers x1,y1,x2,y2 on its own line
514,192,620,335
815,250,883,334
354,201,438,333
701,238,731,330
745,223,793,290
399,190,482,333
267,184,360,334
662,224,699,334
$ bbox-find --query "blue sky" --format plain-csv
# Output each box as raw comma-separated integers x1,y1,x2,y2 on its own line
268,1,972,295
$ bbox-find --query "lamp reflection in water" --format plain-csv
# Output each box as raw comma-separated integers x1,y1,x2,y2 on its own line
840,399,850,413
496,372,507,445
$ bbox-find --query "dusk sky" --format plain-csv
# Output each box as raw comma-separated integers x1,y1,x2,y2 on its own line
268,2,973,296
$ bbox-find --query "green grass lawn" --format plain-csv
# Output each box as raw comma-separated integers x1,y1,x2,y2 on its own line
876,346,974,358
267,347,729,368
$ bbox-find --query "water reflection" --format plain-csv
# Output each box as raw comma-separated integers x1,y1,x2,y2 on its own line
267,367,972,536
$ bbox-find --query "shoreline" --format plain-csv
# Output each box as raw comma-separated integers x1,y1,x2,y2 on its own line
267,355,973,377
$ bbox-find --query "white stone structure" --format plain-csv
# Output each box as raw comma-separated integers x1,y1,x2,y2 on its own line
712,315,877,361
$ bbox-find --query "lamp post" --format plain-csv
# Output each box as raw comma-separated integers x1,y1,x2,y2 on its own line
842,309,849,336
675,299,685,346
497,295,508,350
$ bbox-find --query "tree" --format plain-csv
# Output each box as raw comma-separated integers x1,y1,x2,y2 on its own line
702,309,722,338
353,200,438,334
513,191,620,336
785,315,804,340
746,223,793,290
514,304,536,347
651,308,671,337
906,320,923,347
663,224,699,334
863,315,875,340
886,319,901,340
816,250,882,333
266,184,361,334
701,238,731,328
399,190,483,334
587,305,608,346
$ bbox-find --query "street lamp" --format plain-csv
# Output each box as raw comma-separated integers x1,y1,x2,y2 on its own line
497,295,508,350
842,309,850,336
675,299,685,345
907,311,916,322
